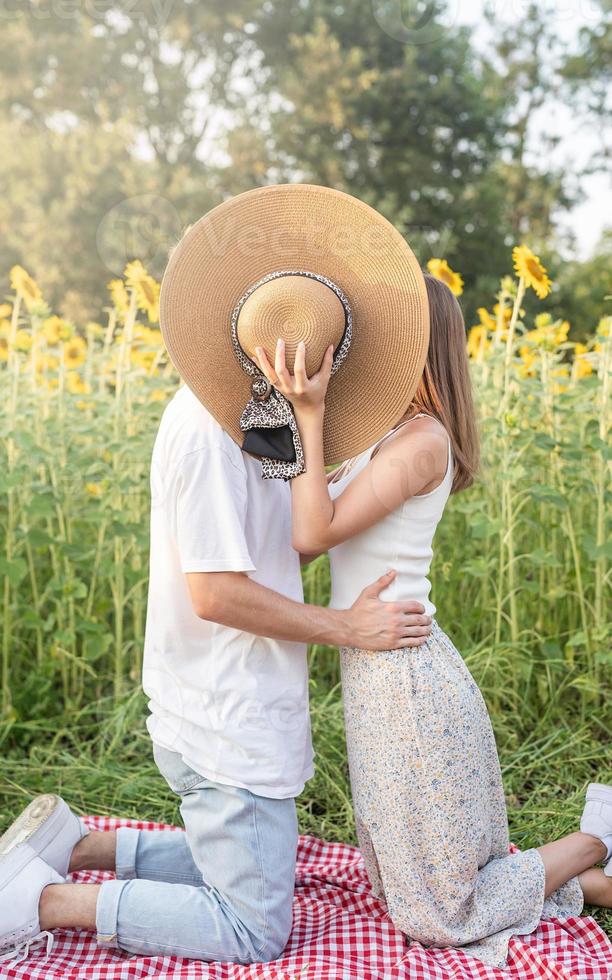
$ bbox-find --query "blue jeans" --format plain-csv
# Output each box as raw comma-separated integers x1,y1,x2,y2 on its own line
95,744,298,962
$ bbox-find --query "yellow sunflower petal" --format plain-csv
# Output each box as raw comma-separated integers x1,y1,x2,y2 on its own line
66,370,91,395
10,265,43,311
124,260,148,288
12,329,33,352
134,275,160,324
466,325,490,359
42,316,72,346
512,245,552,299
108,279,130,313
427,258,464,297
62,334,88,369
476,308,496,331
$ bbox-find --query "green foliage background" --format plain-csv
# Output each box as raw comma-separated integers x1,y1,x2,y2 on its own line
0,0,610,330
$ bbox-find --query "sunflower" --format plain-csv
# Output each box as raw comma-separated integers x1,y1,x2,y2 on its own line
38,353,59,373
466,325,490,360
66,371,91,395
135,276,160,323
12,329,32,353
596,316,610,338
551,365,569,394
556,320,570,343
0,334,8,362
85,321,105,339
62,335,87,369
522,318,569,352
473,307,496,331
493,303,512,324
426,258,464,297
512,245,552,299
573,343,593,379
133,325,163,346
130,348,158,373
0,303,12,319
149,388,169,402
43,316,72,346
574,358,593,379
518,349,537,378
124,260,148,287
108,279,130,314
10,265,43,310
490,303,513,340
85,482,102,497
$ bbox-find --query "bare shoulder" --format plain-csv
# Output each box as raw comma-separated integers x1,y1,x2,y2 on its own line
375,415,448,461
371,416,449,496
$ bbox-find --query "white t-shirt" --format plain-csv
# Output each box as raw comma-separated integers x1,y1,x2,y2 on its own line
142,385,314,799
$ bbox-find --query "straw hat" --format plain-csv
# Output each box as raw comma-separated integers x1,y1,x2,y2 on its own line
160,183,429,468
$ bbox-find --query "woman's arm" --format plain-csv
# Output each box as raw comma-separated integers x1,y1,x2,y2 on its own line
256,340,448,554
298,469,343,561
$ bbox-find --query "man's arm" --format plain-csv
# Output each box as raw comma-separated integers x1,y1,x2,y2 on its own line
186,569,432,650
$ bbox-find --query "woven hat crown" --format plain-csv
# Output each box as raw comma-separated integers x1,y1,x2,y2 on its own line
159,183,429,467
237,275,345,376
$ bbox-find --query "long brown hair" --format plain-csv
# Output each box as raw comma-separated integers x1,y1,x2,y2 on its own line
406,274,479,492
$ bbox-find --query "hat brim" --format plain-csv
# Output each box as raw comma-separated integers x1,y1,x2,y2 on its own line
160,183,429,466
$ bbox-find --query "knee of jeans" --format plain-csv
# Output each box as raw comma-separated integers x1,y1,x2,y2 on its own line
251,934,289,963
250,913,292,963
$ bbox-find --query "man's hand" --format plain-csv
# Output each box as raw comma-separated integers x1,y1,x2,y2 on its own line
339,570,432,651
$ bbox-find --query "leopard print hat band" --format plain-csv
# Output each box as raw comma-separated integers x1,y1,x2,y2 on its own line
230,270,353,480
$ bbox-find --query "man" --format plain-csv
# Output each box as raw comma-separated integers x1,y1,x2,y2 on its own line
0,184,432,964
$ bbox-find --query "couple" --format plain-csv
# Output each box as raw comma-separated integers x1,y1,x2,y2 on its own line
1,185,611,969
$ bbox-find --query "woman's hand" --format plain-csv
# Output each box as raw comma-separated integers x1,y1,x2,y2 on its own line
255,339,334,415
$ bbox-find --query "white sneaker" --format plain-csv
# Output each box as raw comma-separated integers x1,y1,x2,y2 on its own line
580,783,612,876
0,843,63,964
0,794,88,879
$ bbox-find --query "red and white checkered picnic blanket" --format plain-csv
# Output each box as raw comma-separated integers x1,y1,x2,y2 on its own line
2,815,611,980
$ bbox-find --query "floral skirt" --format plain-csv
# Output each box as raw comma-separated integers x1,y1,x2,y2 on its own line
340,622,583,968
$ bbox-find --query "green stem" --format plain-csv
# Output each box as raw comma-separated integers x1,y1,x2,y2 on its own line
594,332,610,631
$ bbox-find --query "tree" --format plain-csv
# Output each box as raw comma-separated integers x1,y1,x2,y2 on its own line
561,0,612,168
223,0,513,315
553,232,612,337
0,0,608,326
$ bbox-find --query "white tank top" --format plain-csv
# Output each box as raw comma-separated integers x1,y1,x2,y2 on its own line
328,415,453,617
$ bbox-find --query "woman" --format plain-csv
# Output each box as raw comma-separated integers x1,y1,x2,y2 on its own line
255,273,612,967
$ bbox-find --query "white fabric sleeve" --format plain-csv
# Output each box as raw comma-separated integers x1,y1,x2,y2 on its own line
173,446,256,574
